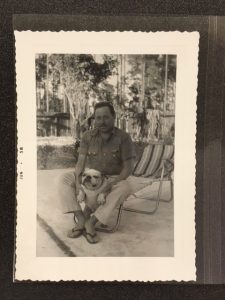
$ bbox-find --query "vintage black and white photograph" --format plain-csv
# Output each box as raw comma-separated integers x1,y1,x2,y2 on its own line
36,53,176,257
15,31,198,281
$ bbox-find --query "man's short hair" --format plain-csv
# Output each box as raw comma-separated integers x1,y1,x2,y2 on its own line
94,101,116,117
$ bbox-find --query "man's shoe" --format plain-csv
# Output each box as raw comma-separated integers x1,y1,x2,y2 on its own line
67,225,84,238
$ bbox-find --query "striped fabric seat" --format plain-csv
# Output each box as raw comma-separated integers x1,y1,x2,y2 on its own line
133,144,174,178
97,143,174,233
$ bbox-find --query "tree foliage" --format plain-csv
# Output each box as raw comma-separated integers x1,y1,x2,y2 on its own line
36,54,176,142
36,54,118,137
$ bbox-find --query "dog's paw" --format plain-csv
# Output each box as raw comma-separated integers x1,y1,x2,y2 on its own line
97,193,106,205
77,191,85,203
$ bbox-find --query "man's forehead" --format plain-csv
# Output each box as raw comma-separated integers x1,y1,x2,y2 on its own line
95,106,112,115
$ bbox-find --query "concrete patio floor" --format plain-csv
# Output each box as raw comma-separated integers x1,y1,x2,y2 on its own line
37,169,174,257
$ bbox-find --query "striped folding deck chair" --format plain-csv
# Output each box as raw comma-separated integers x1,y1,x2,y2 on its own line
97,143,174,233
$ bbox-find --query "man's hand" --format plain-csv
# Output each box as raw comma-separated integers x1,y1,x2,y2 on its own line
74,153,86,197
97,193,106,205
98,158,134,199
96,182,113,205
77,189,85,203
75,179,82,197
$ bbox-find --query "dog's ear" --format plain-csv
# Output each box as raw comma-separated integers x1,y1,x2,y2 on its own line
81,171,88,184
82,171,87,177
82,168,91,177
84,168,90,174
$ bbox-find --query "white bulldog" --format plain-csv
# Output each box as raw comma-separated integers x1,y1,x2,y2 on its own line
77,168,108,210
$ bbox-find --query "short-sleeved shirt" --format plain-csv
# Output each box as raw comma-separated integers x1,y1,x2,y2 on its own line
78,127,136,175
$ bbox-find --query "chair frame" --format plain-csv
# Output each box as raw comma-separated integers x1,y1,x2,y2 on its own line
96,159,174,233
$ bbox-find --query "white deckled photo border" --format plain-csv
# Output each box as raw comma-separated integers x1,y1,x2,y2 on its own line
15,31,199,281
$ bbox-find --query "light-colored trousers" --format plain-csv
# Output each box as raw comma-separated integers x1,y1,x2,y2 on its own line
58,171,152,225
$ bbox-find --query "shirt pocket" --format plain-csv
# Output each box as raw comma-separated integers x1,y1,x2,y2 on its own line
87,146,98,161
110,148,121,162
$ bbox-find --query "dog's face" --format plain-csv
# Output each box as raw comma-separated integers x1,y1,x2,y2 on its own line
81,169,104,190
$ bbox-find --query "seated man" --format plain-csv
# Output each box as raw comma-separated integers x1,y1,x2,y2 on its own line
58,101,135,243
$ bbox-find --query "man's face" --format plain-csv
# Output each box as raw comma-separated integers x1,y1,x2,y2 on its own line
94,106,115,133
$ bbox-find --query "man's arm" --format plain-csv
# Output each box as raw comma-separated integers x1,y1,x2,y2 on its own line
74,154,86,194
101,132,135,193
112,158,134,185
75,153,86,177
75,131,89,192
101,158,134,194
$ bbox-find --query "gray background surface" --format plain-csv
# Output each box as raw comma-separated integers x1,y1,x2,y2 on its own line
1,3,225,299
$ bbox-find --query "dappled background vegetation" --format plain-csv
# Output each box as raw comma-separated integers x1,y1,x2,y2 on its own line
36,54,176,169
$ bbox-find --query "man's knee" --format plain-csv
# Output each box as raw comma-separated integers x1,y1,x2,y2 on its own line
113,180,131,198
